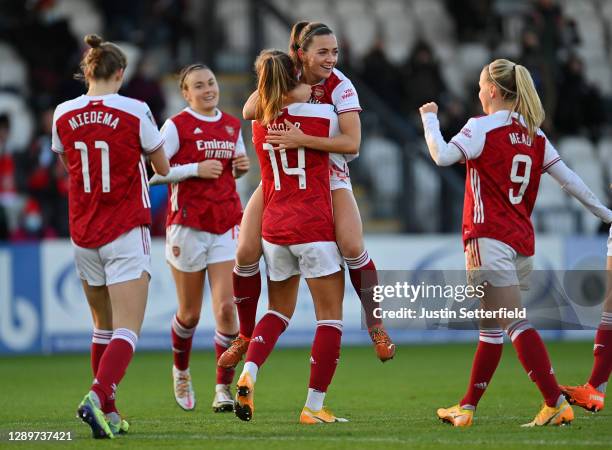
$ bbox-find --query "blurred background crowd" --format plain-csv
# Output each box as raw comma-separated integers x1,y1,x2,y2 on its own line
1,0,611,241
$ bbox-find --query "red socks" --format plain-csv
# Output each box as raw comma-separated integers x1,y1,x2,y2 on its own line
233,263,261,339
245,311,289,368
508,320,562,407
588,314,612,390
91,328,137,410
460,329,504,408
345,251,381,329
309,321,342,393
171,314,196,371
91,328,112,376
91,328,117,414
215,330,237,385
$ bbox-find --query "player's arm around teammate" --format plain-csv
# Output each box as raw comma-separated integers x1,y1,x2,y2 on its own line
234,49,347,424
420,59,612,428
159,64,248,412
221,22,394,370
52,34,169,438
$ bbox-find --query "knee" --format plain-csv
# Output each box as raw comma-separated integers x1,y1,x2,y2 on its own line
216,301,236,322
338,239,364,260
236,242,261,266
177,311,200,329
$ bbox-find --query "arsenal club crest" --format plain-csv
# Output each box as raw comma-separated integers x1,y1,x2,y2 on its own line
172,246,181,257
312,85,325,100
225,126,235,136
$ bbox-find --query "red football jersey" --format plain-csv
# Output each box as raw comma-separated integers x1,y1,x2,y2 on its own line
252,103,340,245
52,94,163,248
162,108,245,234
450,110,561,256
307,68,361,168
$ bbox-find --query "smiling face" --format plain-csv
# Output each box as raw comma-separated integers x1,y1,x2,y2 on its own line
182,68,219,115
300,34,338,84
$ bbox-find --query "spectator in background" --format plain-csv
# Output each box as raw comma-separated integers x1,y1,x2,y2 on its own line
554,53,605,142
0,114,22,236
525,0,572,132
361,37,403,112
15,107,69,237
122,54,166,124
445,0,501,46
518,28,553,131
401,40,448,123
10,197,45,241
10,1,80,110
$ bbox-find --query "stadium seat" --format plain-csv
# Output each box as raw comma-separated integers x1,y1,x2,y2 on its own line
343,14,378,59
264,19,292,51
456,43,490,82
411,0,455,43
114,42,141,84
53,0,103,38
0,92,35,153
336,0,369,15
585,62,612,96
538,173,567,209
382,14,416,63
560,0,596,17
374,0,406,16
412,153,441,232
568,159,608,233
557,137,596,168
0,42,28,94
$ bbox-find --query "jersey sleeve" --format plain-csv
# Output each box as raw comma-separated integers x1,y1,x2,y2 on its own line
331,78,362,114
51,107,64,154
449,118,486,160
139,103,164,154
542,136,562,172
235,129,246,157
160,119,180,159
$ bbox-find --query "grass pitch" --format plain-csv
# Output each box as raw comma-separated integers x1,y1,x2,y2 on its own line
0,341,610,449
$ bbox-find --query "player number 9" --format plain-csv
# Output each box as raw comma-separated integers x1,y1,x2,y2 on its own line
508,154,532,205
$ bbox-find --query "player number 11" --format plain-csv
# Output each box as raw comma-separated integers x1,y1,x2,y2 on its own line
75,140,110,193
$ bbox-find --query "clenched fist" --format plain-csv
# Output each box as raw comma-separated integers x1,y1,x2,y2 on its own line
419,102,438,115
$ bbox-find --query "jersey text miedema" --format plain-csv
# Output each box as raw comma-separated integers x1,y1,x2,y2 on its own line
52,94,163,248
161,108,245,234
253,103,340,245
450,110,561,256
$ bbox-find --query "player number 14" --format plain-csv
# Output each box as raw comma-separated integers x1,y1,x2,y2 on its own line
263,143,306,190
75,140,110,193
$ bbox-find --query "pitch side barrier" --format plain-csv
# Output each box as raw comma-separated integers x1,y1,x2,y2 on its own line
0,235,607,354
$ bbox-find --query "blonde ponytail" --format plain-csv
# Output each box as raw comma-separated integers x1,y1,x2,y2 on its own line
514,65,545,138
487,59,544,138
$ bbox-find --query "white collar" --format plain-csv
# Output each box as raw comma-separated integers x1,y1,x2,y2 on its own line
185,107,222,122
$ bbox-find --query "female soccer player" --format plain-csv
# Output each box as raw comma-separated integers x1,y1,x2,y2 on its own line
219,21,394,369
233,49,347,424
52,34,169,438
560,226,612,412
149,64,249,412
419,58,612,427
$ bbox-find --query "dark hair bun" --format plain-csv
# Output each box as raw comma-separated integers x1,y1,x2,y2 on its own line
84,34,103,48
